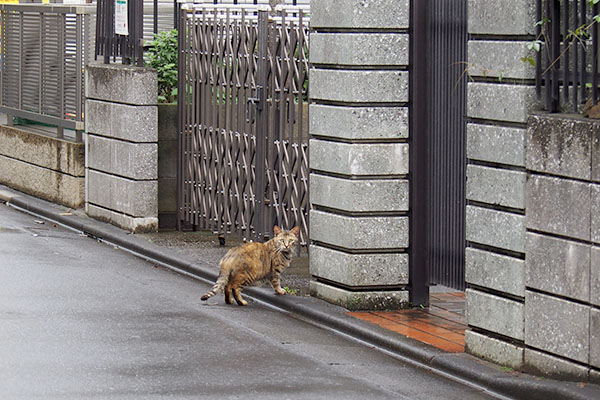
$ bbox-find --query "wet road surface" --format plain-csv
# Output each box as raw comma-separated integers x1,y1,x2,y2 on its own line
0,203,500,400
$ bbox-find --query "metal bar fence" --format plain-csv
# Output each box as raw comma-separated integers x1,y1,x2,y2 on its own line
426,0,467,291
537,0,600,112
178,3,310,245
95,0,144,65
0,3,95,142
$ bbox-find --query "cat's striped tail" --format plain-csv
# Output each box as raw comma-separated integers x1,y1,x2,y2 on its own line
200,272,229,301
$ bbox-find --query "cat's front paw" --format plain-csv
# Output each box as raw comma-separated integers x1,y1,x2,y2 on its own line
275,288,286,295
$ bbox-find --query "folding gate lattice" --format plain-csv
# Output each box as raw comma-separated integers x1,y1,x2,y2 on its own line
178,4,310,245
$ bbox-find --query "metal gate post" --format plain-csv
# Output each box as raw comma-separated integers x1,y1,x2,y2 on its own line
254,9,269,242
409,0,430,307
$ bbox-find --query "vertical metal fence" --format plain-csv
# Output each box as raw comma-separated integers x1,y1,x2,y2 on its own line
411,0,467,296
144,0,177,41
178,3,310,244
95,0,144,65
537,0,600,112
0,3,95,142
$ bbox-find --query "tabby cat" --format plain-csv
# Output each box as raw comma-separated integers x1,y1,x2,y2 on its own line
200,225,300,306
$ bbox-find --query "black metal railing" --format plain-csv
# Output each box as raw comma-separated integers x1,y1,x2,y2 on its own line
536,0,599,112
95,0,144,66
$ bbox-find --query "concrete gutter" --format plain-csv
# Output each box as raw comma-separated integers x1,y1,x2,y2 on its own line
1,185,599,400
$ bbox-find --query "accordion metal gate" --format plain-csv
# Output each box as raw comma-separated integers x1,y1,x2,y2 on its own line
177,4,310,245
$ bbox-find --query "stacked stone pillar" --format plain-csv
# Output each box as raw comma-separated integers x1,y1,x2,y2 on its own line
85,64,159,233
308,0,411,310
464,0,537,368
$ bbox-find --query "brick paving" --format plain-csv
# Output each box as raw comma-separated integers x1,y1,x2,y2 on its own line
349,292,466,353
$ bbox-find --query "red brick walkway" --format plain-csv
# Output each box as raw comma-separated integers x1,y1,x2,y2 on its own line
349,292,466,353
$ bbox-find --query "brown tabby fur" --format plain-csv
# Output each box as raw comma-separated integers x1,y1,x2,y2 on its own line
200,226,300,306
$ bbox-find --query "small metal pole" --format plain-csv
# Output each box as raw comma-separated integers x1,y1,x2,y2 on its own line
550,0,560,112
137,0,144,66
562,0,569,102
176,8,185,231
409,0,430,307
535,0,541,100
580,0,587,106
154,0,158,35
104,0,112,64
574,0,580,112
254,10,268,242
593,2,599,105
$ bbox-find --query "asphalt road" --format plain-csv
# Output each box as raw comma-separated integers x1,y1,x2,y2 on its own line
0,203,500,400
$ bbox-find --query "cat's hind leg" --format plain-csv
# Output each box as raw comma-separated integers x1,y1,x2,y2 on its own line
224,284,233,304
232,286,248,306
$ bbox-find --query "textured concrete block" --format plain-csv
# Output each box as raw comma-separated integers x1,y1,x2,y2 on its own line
158,103,178,141
87,135,157,180
467,123,525,167
526,232,590,302
310,104,409,140
310,139,409,176
593,185,600,244
593,123,600,182
310,174,408,212
468,0,536,35
527,114,593,180
0,125,84,177
592,308,600,369
467,83,538,124
592,369,600,384
525,291,589,363
465,330,523,369
310,70,408,103
465,247,524,297
310,33,409,66
593,247,600,307
526,174,590,241
86,63,157,105
466,205,525,253
466,289,524,340
158,138,178,179
310,281,409,311
310,210,409,250
585,308,600,370
87,170,157,218
87,204,158,233
311,0,409,30
524,349,590,381
310,244,408,287
0,155,84,209
86,100,158,143
158,177,177,213
468,40,535,80
466,165,525,209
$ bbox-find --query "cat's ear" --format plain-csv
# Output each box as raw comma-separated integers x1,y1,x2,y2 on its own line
290,226,300,237
273,225,281,236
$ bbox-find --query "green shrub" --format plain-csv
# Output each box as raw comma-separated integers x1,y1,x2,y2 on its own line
145,29,178,103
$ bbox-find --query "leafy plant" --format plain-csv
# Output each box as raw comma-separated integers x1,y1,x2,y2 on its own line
284,286,298,295
522,0,600,69
145,29,178,103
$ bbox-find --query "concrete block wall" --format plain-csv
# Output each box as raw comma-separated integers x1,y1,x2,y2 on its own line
464,0,538,368
308,0,411,310
0,126,84,209
85,64,159,233
524,114,600,380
